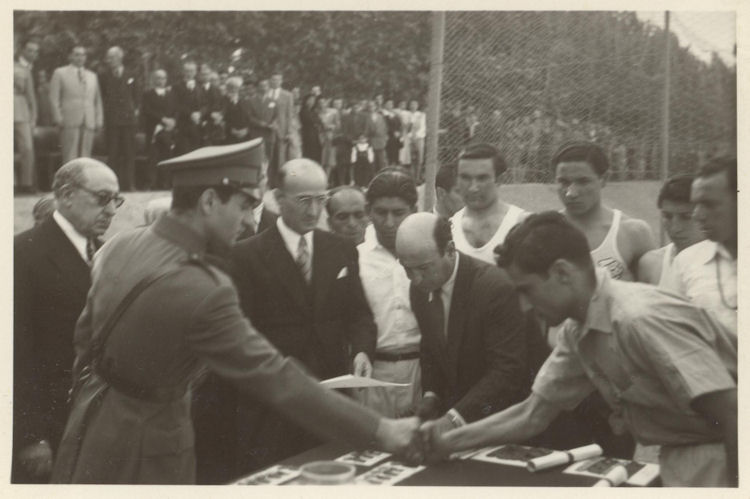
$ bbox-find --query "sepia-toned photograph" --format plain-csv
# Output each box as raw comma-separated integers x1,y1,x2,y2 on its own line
12,8,738,489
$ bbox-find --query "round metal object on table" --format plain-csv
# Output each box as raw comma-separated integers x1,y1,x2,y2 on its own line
299,461,356,485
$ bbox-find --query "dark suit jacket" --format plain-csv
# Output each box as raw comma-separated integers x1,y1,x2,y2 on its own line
172,80,204,150
232,224,376,379
410,253,528,423
99,68,139,127
140,88,176,136
13,217,98,458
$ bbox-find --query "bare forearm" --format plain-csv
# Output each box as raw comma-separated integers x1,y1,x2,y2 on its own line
444,395,555,452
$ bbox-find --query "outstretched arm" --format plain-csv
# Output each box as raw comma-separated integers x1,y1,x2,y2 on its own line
423,393,561,458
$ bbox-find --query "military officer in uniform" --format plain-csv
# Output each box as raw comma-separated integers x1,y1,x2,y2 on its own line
51,138,421,484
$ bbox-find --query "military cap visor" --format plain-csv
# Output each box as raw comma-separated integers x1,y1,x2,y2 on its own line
158,138,264,200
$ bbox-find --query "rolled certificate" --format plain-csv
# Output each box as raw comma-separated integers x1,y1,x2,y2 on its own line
593,464,629,487
526,444,603,472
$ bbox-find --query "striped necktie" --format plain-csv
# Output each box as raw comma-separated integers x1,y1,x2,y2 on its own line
296,236,311,284
86,238,96,265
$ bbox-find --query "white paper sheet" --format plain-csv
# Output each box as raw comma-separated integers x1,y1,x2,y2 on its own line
320,374,411,389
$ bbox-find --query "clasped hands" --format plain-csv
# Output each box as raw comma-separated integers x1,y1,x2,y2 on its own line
377,396,459,465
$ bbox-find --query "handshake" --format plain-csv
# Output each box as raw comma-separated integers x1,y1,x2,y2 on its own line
374,395,462,464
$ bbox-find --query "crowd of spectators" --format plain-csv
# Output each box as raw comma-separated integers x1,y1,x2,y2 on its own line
14,39,428,194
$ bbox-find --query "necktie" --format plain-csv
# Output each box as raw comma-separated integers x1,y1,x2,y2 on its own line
429,288,445,339
296,237,311,284
78,68,84,84
86,238,96,264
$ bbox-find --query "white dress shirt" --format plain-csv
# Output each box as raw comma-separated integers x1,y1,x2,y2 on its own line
53,210,89,263
668,240,737,335
277,216,313,264
358,231,420,354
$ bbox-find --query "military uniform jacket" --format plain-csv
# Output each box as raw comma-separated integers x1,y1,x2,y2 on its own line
51,215,380,484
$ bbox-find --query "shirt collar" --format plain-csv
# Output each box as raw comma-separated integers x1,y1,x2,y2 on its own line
152,214,208,257
155,87,166,96
277,216,313,255
702,240,734,264
431,252,460,301
52,210,89,262
577,267,614,335
253,203,265,225
18,56,31,68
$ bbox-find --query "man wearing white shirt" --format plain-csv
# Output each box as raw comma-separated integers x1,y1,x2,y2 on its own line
668,158,737,335
267,72,296,187
637,174,704,286
357,170,421,417
14,158,121,482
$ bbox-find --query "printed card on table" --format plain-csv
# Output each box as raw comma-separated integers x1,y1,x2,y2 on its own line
355,461,426,485
233,464,301,485
471,444,557,467
336,449,392,467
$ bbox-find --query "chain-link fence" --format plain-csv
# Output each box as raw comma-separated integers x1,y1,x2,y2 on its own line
437,11,736,184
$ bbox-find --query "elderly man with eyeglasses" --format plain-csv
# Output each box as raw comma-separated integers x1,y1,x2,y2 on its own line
229,158,378,474
13,157,122,483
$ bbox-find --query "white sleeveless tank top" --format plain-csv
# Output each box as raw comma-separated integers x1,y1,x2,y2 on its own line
589,209,632,281
450,204,525,264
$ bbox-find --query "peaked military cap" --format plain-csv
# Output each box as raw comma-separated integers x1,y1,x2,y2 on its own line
159,138,264,200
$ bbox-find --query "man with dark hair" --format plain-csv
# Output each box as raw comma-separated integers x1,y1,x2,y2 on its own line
551,141,655,281
14,37,39,193
423,211,737,487
99,46,140,191
451,143,528,264
15,158,121,483
50,44,104,163
231,158,378,472
357,170,421,416
396,212,528,439
51,141,420,484
668,157,737,334
638,174,703,285
434,163,464,219
326,185,369,246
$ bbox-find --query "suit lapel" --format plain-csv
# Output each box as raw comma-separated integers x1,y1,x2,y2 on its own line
444,255,473,383
261,225,311,313
41,218,91,296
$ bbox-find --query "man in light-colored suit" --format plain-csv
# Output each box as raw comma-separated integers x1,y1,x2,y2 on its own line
14,38,39,193
50,45,104,164
267,72,296,187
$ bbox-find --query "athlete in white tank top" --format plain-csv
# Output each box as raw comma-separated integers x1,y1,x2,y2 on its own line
450,204,525,264
589,209,632,281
